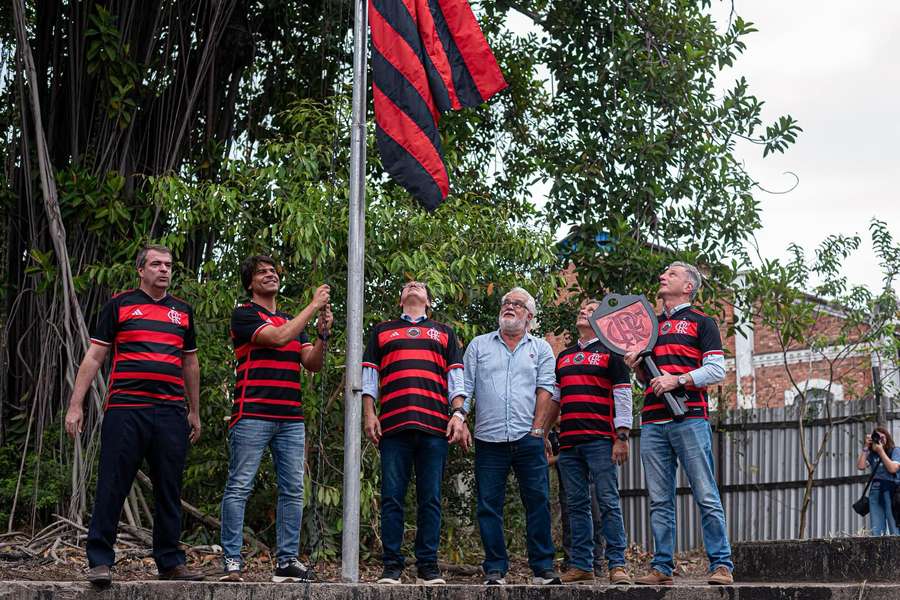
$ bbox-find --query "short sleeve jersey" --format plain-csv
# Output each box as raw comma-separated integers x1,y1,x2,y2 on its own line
229,302,312,427
555,340,630,448
90,288,197,409
642,305,723,423
362,318,463,437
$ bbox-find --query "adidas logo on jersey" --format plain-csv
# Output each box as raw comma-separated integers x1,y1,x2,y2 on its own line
131,308,144,317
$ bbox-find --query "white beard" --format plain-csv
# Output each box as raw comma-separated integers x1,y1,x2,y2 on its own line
498,315,527,335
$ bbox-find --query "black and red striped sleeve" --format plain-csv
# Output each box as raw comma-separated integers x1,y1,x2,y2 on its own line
698,315,724,357
90,297,119,346
231,304,268,346
610,354,631,388
183,305,198,353
445,326,463,371
362,324,382,371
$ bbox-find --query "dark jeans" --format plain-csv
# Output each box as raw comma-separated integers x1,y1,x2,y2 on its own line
556,457,607,572
87,405,189,570
475,434,555,576
558,439,627,571
380,430,448,568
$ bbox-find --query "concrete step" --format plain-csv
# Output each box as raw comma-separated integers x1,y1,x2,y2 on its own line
2,581,899,600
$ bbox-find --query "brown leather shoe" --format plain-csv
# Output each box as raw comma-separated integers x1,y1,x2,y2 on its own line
560,567,594,584
86,565,112,587
707,566,733,585
158,564,205,581
635,569,674,586
609,566,632,585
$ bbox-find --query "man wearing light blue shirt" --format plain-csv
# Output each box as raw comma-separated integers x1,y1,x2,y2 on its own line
447,287,560,585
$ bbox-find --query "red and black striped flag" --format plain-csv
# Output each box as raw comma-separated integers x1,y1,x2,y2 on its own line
369,0,508,211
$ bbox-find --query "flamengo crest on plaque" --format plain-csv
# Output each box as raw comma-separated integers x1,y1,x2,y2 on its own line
589,294,688,421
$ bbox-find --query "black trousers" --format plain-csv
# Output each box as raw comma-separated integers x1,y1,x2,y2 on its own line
86,404,189,570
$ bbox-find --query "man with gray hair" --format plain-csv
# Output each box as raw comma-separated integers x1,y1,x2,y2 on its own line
624,262,733,586
447,287,560,585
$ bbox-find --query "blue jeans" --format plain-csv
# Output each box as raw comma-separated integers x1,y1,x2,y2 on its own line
475,434,555,576
220,419,305,564
558,439,627,571
641,419,733,575
556,462,604,571
870,481,898,536
380,430,448,568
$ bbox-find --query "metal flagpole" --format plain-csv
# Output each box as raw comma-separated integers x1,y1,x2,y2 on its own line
341,0,368,583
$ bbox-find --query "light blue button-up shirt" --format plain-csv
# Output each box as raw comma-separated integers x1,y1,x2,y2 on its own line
462,330,556,442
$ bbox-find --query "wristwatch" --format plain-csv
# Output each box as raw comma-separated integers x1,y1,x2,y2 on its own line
317,331,330,342
531,427,544,437
616,431,629,442
677,374,688,386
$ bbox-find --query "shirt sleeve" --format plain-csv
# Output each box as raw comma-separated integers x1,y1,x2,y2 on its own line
535,339,556,394
183,305,198,353
445,327,466,402
362,366,380,401
689,317,726,387
462,338,479,414
551,354,561,403
445,327,464,370
298,330,312,349
610,355,633,430
90,297,119,346
231,305,269,345
362,325,381,371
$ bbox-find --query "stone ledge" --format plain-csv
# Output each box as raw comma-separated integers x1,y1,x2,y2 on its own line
1,581,897,600
734,536,900,582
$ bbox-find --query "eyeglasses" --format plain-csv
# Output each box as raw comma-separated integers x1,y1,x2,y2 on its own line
501,299,528,310
403,282,426,290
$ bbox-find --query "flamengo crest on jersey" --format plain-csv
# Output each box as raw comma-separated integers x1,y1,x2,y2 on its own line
229,302,313,427
641,306,724,423
90,289,197,409
363,318,463,437
555,341,629,449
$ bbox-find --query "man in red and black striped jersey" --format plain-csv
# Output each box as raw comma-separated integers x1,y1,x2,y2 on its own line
550,299,633,585
64,244,203,585
219,255,332,584
362,281,465,585
624,262,733,586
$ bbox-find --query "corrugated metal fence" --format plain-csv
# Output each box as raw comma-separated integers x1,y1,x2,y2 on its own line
620,398,900,550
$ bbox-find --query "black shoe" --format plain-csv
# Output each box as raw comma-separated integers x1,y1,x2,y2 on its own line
377,566,403,584
86,564,111,587
484,570,506,585
272,558,316,583
532,568,562,585
416,564,445,585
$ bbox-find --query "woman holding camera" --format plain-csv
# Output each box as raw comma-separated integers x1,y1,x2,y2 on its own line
856,427,900,535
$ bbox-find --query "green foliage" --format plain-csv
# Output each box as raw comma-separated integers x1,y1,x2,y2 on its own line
484,0,800,301
2,0,813,563
0,421,71,528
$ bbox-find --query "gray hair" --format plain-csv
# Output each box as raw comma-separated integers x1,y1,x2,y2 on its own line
136,244,172,269
502,287,538,331
668,261,702,301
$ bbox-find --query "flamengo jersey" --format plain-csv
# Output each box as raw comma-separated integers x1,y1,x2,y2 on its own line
362,318,463,437
90,288,197,409
230,302,312,427
555,341,630,449
642,306,724,423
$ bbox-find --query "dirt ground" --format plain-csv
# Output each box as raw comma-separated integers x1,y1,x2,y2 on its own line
0,543,709,583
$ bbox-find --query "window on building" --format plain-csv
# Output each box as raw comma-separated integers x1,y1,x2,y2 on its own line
793,387,834,405
783,380,843,406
